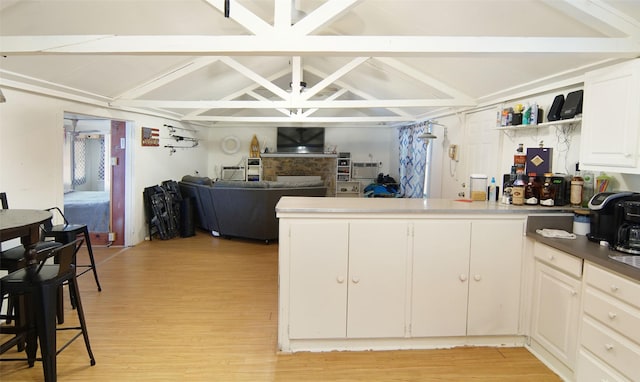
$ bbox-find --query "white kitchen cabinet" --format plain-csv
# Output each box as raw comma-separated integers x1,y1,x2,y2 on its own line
412,220,471,337
412,219,524,337
530,243,582,372
467,220,524,335
580,59,640,173
347,221,409,338
576,262,640,382
287,219,409,340
288,220,349,339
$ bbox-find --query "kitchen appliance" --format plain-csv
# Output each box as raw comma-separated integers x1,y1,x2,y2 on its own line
550,174,572,206
587,192,640,243
614,200,640,254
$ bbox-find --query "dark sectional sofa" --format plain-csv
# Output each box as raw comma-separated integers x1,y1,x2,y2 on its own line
178,175,327,243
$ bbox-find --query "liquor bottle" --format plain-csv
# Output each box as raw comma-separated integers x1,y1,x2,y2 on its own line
570,164,584,208
511,174,526,206
524,173,540,205
540,173,555,206
514,144,526,175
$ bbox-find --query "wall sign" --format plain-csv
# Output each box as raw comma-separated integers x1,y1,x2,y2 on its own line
142,127,159,147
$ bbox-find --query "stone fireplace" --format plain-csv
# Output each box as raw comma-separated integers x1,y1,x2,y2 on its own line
261,154,337,196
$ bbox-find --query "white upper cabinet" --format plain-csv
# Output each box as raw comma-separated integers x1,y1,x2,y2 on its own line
580,59,640,173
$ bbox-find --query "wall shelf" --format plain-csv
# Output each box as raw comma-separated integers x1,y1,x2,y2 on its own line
495,117,581,131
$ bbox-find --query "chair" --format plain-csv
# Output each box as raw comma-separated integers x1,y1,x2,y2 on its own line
0,239,96,381
1,241,61,354
0,192,7,209
0,193,62,328
41,207,102,292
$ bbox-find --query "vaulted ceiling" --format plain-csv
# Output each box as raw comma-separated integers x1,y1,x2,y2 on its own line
1,0,639,128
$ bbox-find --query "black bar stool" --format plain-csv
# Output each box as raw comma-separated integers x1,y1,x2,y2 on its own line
0,239,96,382
41,207,102,292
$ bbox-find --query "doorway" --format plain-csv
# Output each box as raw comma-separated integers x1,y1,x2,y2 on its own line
63,113,126,246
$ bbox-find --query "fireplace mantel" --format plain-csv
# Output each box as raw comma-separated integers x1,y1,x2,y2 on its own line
261,153,338,158
261,154,337,196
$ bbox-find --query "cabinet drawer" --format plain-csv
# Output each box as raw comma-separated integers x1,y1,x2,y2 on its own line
577,348,631,382
581,317,640,381
585,262,640,309
584,287,640,344
534,242,583,277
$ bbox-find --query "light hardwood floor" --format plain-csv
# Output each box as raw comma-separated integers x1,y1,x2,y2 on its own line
1,232,561,381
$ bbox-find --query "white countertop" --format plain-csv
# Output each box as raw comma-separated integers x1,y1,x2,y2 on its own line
276,196,576,215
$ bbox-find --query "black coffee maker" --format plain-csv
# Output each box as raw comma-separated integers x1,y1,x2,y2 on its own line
587,192,640,244
614,200,640,255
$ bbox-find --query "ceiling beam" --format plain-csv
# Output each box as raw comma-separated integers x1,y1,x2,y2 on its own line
111,99,475,109
289,0,360,36
547,0,640,42
374,57,475,104
114,56,221,100
218,56,290,99
301,88,350,117
185,115,414,123
304,65,413,118
202,0,272,36
181,67,292,119
301,57,369,100
2,35,638,55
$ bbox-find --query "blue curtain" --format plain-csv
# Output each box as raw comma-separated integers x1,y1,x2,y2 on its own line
398,122,429,198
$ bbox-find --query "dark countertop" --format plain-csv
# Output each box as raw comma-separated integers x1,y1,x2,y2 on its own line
527,215,640,282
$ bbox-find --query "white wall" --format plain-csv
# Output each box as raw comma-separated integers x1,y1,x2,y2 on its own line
0,88,207,245
207,126,396,180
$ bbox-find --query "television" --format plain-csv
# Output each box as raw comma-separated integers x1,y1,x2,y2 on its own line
276,127,325,153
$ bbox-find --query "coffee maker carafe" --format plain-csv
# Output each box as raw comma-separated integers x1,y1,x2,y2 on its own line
615,200,640,255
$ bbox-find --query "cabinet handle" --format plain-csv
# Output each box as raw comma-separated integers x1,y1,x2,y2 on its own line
608,312,617,320
570,290,577,296
336,276,345,284
610,285,619,292
459,274,468,282
548,255,555,261
605,344,614,351
352,277,360,284
473,274,482,281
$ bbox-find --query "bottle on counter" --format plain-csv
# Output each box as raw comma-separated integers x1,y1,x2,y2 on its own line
511,174,526,206
514,144,526,175
524,173,540,205
570,164,584,208
488,177,497,202
540,173,555,206
581,168,595,207
502,166,517,204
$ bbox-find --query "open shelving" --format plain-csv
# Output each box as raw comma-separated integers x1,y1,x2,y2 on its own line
495,117,581,131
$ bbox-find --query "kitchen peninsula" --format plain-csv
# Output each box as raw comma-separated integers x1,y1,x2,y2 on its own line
276,196,572,353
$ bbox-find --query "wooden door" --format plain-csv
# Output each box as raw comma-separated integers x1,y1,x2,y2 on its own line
110,120,126,246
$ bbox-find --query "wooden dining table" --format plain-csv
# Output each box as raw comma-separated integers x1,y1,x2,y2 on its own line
0,209,52,251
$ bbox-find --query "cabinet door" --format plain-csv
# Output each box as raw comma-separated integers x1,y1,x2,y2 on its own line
531,261,581,369
467,220,524,335
288,221,349,339
348,221,409,338
581,60,640,172
412,220,471,337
